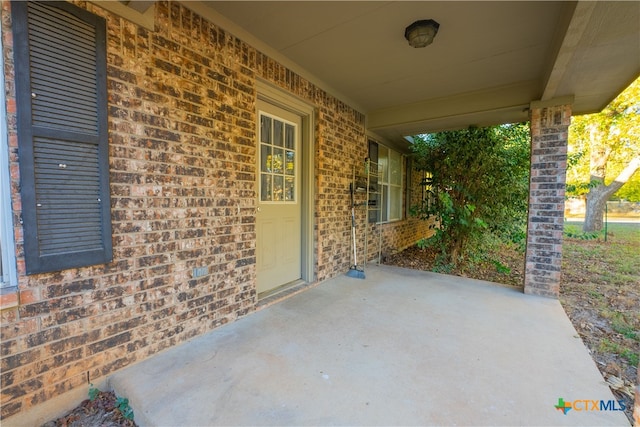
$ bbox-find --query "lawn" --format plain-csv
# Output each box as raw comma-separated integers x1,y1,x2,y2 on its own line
559,222,639,423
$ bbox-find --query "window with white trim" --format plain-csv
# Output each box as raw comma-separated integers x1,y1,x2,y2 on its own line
0,134,17,291
369,140,403,223
0,17,16,291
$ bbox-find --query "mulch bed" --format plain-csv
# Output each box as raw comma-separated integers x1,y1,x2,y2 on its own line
42,391,137,427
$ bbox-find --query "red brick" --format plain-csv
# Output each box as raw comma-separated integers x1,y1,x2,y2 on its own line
0,292,18,310
17,290,36,305
0,0,429,420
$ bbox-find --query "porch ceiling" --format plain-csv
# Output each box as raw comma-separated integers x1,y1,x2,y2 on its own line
194,1,639,144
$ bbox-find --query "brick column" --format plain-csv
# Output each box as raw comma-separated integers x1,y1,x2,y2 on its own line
524,101,572,298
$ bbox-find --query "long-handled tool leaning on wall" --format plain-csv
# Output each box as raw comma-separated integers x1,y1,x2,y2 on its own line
346,182,365,279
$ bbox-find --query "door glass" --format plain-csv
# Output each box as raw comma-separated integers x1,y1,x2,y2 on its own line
260,116,272,143
261,174,272,201
274,120,284,147
261,145,272,172
285,124,295,149
285,151,295,175
272,148,284,174
285,176,294,201
259,112,297,202
273,175,284,201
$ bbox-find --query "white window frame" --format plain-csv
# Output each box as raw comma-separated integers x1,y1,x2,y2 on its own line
372,142,404,223
0,17,17,291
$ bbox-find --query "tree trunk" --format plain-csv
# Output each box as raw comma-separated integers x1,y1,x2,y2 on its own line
583,186,608,232
583,157,640,232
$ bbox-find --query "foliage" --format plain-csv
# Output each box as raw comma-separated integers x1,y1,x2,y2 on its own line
566,77,640,201
609,313,638,341
410,124,530,265
87,384,134,421
563,225,601,240
88,383,100,402
599,340,639,367
492,260,511,275
116,396,135,420
416,238,429,250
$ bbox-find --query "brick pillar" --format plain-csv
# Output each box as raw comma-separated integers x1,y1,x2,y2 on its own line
524,102,572,298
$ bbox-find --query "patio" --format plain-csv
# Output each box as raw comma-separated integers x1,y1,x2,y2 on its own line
110,265,629,426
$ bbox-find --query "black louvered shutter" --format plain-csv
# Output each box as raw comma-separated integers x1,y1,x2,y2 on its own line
12,1,111,274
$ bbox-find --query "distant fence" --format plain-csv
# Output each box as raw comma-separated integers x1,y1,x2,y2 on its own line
564,198,640,218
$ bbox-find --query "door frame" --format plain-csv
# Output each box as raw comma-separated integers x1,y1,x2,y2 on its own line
256,80,315,286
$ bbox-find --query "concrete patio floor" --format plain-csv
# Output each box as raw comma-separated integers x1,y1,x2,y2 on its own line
110,265,630,426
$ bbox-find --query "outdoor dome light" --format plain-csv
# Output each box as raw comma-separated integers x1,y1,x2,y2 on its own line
404,19,440,48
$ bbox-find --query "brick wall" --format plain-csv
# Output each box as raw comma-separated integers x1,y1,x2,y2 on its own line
0,1,425,420
524,104,571,298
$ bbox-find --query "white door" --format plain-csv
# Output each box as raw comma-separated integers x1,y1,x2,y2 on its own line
256,101,302,294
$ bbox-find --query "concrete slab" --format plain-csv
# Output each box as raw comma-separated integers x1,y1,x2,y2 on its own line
110,265,630,426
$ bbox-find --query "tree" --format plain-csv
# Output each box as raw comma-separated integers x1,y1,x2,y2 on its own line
566,77,640,232
411,124,530,266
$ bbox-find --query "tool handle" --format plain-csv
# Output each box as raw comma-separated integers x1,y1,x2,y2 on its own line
349,182,354,206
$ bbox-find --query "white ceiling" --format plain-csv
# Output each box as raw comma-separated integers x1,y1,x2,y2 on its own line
194,1,639,145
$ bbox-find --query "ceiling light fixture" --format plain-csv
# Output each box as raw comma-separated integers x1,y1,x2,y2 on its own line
404,19,440,48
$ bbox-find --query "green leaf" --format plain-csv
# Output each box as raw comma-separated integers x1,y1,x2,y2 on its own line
88,384,100,402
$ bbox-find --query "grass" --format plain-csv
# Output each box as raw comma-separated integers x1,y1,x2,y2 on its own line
560,221,639,422
608,312,639,341
599,339,639,366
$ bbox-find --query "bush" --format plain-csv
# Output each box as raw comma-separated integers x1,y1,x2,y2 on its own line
410,124,530,265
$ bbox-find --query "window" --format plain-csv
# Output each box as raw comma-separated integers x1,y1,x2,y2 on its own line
0,24,17,290
368,140,403,223
259,112,298,203
0,166,16,290
12,2,111,274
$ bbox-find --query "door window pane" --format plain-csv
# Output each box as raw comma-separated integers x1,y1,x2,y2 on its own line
261,173,272,201
285,151,295,175
285,124,295,149
274,120,284,147
261,145,272,172
273,175,284,201
272,148,283,174
285,176,294,201
260,116,271,143
259,112,297,203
